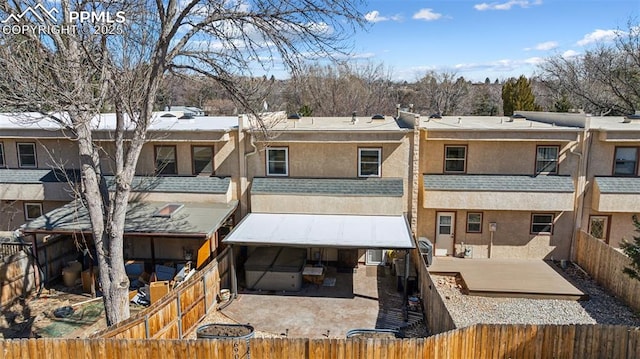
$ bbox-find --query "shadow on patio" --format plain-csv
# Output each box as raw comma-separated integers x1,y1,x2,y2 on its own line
220,265,429,338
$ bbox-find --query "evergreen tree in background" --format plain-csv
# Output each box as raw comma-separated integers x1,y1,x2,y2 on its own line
621,215,640,282
501,75,540,116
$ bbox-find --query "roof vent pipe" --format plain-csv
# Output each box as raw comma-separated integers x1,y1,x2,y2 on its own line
351,111,358,124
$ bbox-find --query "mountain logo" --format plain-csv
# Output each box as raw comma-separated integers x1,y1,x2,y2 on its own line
2,3,59,24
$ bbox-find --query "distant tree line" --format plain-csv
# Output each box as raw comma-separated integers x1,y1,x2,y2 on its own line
160,20,638,117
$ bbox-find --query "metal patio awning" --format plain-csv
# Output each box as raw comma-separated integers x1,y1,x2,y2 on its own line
222,213,415,249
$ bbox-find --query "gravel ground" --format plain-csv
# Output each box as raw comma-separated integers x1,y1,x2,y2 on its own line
433,262,640,328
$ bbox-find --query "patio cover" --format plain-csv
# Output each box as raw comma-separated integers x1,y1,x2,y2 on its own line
222,213,415,249
21,200,238,238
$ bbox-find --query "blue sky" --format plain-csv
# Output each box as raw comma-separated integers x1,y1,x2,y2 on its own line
346,0,639,82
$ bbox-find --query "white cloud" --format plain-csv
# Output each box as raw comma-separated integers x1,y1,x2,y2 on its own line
562,50,580,58
365,10,402,23
576,29,623,46
534,41,558,51
412,8,443,21
365,10,384,23
474,0,542,11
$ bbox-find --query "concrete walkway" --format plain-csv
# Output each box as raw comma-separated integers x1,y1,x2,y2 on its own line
428,257,586,300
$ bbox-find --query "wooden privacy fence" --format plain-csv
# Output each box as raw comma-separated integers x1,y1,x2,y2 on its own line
94,247,231,339
0,241,37,306
575,231,640,312
34,234,79,284
412,249,456,334
2,324,639,358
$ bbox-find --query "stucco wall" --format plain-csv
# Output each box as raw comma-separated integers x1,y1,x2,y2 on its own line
420,138,578,176
0,138,79,169
0,200,69,231
247,140,411,212
251,194,403,215
98,133,239,178
417,208,573,259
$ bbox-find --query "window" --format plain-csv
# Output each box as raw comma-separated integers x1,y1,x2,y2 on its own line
466,212,482,233
531,214,554,234
536,146,559,174
444,145,466,173
613,147,638,176
358,148,381,177
17,143,37,168
266,147,288,176
192,146,214,175
589,216,609,242
0,142,4,168
155,145,177,175
24,203,42,221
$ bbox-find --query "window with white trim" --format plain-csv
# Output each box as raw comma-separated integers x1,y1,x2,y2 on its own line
531,214,554,234
358,148,381,177
24,202,43,221
266,147,288,176
17,143,37,168
444,146,466,173
614,147,637,176
536,146,559,174
466,212,482,233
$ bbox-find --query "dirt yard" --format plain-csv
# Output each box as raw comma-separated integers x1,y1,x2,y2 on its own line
0,283,143,339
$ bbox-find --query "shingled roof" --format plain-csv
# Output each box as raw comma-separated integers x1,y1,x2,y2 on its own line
423,174,574,192
251,177,403,197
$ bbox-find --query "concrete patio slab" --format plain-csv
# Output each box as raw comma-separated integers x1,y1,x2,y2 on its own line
428,257,586,300
220,265,427,338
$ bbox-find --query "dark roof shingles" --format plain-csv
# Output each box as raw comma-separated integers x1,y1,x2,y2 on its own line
251,177,404,197
423,174,574,192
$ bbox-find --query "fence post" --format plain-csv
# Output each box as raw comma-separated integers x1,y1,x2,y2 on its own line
203,273,209,314
177,292,183,338
144,315,150,339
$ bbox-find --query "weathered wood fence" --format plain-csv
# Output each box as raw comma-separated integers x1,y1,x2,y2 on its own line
412,249,456,334
574,231,640,312
2,324,638,358
93,247,231,339
34,234,79,284
0,240,37,306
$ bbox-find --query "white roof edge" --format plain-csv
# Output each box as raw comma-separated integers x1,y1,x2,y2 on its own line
223,213,415,249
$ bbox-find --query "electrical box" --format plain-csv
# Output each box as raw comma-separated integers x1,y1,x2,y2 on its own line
489,222,497,232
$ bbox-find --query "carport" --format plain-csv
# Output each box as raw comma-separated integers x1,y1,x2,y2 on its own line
222,213,415,299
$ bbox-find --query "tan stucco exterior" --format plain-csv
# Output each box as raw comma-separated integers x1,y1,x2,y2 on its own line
417,209,573,260
417,121,582,259
251,194,403,215
245,137,412,216
581,127,640,248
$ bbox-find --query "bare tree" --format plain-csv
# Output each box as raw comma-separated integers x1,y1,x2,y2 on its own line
410,71,470,116
539,20,640,115
285,61,396,116
0,0,364,325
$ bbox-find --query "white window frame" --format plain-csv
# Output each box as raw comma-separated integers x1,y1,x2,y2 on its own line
266,147,289,176
24,202,43,221
358,148,381,177
531,213,554,234
17,142,37,168
536,145,559,174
